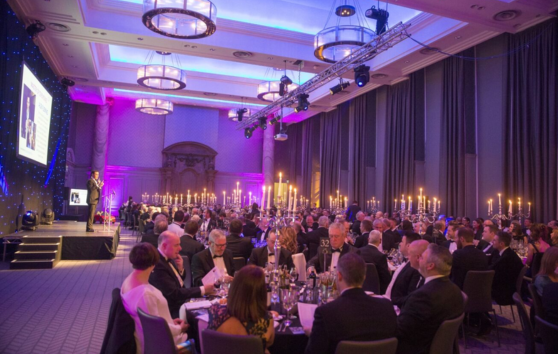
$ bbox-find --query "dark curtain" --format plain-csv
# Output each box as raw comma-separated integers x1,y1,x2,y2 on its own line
301,118,319,204
439,49,475,217
319,109,341,208
349,94,367,206
383,74,418,215
504,19,558,223
0,3,72,235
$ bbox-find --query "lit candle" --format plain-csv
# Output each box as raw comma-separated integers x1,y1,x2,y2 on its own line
498,193,501,209
433,198,437,213
249,191,252,206
180,194,183,205
488,200,490,215
344,197,348,209
330,196,333,209
528,202,531,213
337,190,340,205
293,188,297,212
419,188,423,206
438,200,440,212
267,186,271,209
394,199,397,210
428,200,431,212
239,190,242,207
278,173,282,203
408,196,411,211
223,191,226,205
288,185,293,211
194,193,197,204
509,200,512,215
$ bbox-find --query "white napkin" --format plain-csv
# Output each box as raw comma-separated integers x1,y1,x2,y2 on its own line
298,302,318,329
185,300,212,310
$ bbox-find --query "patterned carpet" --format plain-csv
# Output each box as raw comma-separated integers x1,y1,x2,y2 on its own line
0,227,528,354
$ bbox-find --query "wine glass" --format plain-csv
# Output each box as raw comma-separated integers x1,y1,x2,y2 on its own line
282,289,296,326
289,268,299,283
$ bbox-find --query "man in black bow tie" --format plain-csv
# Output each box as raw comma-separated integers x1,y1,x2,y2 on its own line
248,230,294,269
385,233,422,307
450,227,488,289
191,229,236,286
306,222,358,274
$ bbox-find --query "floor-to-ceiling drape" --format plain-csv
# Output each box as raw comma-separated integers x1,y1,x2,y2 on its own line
504,19,558,222
319,109,341,208
301,118,319,205
349,94,368,207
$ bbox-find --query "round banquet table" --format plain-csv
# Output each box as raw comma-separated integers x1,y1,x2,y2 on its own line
269,317,309,354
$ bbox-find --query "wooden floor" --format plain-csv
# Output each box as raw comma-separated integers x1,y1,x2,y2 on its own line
0,226,528,354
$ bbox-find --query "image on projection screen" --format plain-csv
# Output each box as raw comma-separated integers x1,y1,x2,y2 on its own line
17,62,53,166
69,189,88,206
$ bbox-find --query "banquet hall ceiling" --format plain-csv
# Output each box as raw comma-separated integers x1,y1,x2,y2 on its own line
7,0,558,124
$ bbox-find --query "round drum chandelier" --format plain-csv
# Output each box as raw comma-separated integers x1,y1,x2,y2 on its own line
257,81,299,102
135,98,173,115
142,0,217,39
314,0,376,63
137,51,186,90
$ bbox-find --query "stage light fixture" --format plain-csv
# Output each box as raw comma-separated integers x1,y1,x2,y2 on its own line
354,65,370,87
335,4,356,17
244,126,257,139
365,5,390,35
269,115,282,125
294,93,310,113
237,108,248,122
22,210,39,231
280,75,293,86
330,80,350,95
60,77,75,87
41,208,55,225
26,21,46,39
259,117,267,130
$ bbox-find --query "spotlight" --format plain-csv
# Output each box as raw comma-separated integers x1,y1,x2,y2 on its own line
330,81,351,95
237,108,247,122
259,117,267,130
294,93,310,113
279,82,285,96
354,65,370,87
244,126,256,139
365,5,390,35
22,210,39,231
41,208,55,225
269,115,282,125
280,75,293,86
26,21,46,39
60,77,75,87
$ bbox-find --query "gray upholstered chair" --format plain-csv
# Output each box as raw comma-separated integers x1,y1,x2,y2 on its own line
513,293,536,354
362,263,380,294
201,329,263,354
536,315,558,354
462,270,499,347
429,313,464,354
335,337,397,354
137,307,196,354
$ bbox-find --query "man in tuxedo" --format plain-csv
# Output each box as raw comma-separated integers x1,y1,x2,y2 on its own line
396,244,464,354
345,201,361,223
424,220,445,245
303,215,316,233
141,217,168,248
450,227,488,289
307,222,359,274
441,221,460,254
388,218,402,244
293,222,307,254
191,229,236,286
489,231,524,305
199,209,217,236
374,219,396,252
351,211,364,236
358,230,391,294
168,210,185,236
306,216,330,260
149,231,215,318
256,217,272,242
354,219,372,248
385,233,423,307
86,170,103,232
248,230,294,269
305,253,397,354
179,220,204,262
226,218,253,261
477,224,497,255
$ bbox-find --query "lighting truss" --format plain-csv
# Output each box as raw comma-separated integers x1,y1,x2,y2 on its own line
236,22,410,130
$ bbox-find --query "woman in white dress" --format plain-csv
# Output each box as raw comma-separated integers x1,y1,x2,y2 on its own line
121,243,188,354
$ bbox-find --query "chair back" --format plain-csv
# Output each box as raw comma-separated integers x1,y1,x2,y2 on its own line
308,243,319,261
513,293,536,354
292,253,307,281
137,307,177,354
198,318,208,354
100,288,136,354
536,316,558,354
462,270,495,313
335,338,397,354
232,257,246,271
138,219,146,234
528,283,544,320
182,255,192,288
362,263,380,294
429,313,464,354
201,329,264,354
516,266,528,294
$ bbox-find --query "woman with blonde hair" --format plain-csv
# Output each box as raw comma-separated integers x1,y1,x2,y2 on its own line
534,247,558,296
279,226,298,255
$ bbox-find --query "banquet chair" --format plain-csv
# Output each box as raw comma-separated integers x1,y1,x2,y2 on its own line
461,270,499,348
429,313,464,354
100,288,136,354
292,253,307,282
535,316,558,354
201,329,263,354
335,337,397,354
513,293,536,354
138,307,197,354
362,263,380,294
528,283,544,329
198,318,208,354
232,257,246,271
497,266,528,323
181,255,192,288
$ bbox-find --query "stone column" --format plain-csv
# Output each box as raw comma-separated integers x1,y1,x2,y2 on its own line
262,124,275,191
91,103,110,180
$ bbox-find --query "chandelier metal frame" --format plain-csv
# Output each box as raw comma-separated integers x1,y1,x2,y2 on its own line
135,98,174,115
137,51,186,91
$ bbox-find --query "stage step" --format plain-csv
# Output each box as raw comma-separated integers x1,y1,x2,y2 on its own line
11,236,63,269
10,259,57,270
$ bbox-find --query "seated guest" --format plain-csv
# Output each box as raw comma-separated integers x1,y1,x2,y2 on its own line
382,219,398,250
256,217,272,242
424,220,445,245
396,244,464,354
450,228,488,289
226,219,254,261
199,209,216,235
292,222,307,254
208,266,274,353
385,233,423,307
121,243,188,353
143,211,160,234
477,224,497,255
358,230,391,294
248,230,294,270
542,282,558,326
489,231,525,305
303,215,317,233
168,210,185,236
306,216,330,260
473,218,484,241
141,217,167,248
149,231,215,319
533,247,558,296
179,220,204,262
351,211,365,236
441,221,460,254
526,225,550,273
353,219,372,249
243,213,257,237
307,223,358,274
279,226,298,256
192,229,236,286
305,253,397,354
551,229,558,247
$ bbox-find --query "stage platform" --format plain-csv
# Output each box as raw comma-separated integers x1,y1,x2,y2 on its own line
5,221,121,269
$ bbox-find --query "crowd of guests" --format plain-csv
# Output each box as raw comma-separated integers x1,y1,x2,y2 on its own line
113,198,558,354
